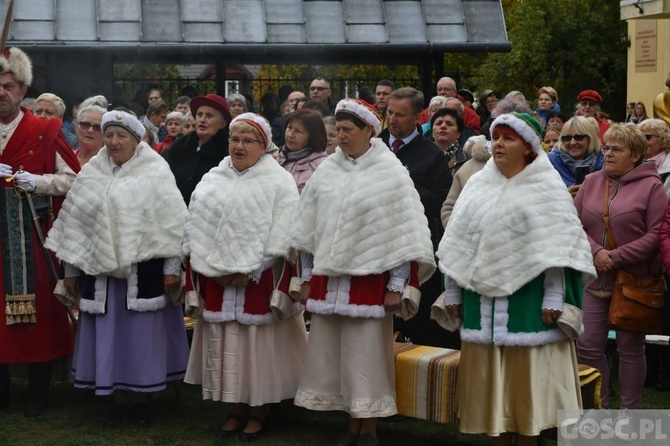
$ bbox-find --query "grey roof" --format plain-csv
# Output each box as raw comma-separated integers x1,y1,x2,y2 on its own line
3,0,509,60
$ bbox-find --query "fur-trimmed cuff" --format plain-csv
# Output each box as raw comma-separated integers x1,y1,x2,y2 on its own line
430,292,461,332
400,285,421,320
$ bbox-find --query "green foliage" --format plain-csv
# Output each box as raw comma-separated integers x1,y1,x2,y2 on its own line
470,0,627,119
113,63,180,79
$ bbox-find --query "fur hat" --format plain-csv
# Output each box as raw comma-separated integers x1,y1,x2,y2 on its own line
101,110,146,143
230,112,272,151
335,99,381,136
490,112,543,154
0,48,33,86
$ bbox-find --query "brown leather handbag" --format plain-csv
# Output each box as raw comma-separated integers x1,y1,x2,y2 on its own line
603,180,665,334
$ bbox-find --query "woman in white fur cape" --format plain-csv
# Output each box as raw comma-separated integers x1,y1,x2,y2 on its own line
44,110,190,424
435,112,597,445
290,99,436,446
182,113,306,442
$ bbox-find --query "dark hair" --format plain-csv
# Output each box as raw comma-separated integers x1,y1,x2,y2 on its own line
546,110,568,124
430,107,463,134
336,111,368,130
285,109,328,153
301,99,331,117
175,96,191,105
147,101,169,116
458,89,474,104
358,86,375,105
377,79,396,90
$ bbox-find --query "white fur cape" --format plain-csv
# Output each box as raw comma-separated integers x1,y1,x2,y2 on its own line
437,151,596,297
45,142,186,278
183,154,299,277
290,138,436,281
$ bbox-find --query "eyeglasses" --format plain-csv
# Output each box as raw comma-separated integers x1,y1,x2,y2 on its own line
560,134,588,143
78,121,102,132
229,137,262,148
310,86,329,92
602,144,626,154
579,100,598,107
645,134,658,141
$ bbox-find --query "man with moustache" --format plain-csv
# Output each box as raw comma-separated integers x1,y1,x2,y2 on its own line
0,48,80,416
375,79,395,131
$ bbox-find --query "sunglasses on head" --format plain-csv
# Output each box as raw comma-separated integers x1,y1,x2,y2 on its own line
560,134,588,143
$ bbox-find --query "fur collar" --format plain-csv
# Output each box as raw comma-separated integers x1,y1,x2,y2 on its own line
45,142,186,278
183,154,299,277
437,152,596,296
290,138,436,281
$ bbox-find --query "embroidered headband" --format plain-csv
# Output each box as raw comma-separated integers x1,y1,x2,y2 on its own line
335,99,382,136
101,110,146,143
230,112,272,151
490,112,543,154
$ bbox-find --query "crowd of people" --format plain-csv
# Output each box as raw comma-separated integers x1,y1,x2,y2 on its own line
1,44,670,446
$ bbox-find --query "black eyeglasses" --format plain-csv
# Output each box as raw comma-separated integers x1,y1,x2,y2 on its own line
310,86,329,92
645,134,658,141
78,121,102,132
560,134,588,143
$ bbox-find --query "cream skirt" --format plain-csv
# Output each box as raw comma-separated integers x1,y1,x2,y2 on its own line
184,313,308,406
294,313,397,418
457,339,582,437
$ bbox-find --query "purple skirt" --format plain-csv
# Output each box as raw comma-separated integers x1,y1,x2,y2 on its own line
71,276,189,395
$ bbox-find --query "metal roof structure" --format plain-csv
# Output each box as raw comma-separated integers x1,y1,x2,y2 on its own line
3,0,509,64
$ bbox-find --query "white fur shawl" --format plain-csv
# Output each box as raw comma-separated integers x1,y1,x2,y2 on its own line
290,138,436,282
45,142,187,278
437,152,596,297
183,154,299,277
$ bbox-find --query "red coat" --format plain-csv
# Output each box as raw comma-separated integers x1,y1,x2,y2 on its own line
0,110,81,363
419,105,481,134
307,262,420,318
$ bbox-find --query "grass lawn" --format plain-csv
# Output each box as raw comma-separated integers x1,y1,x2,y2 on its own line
1,378,670,446
0,378,489,446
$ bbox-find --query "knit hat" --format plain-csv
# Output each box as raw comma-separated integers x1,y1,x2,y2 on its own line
230,112,272,151
190,94,232,123
576,90,603,104
490,112,543,154
101,110,146,143
0,48,33,86
335,99,381,136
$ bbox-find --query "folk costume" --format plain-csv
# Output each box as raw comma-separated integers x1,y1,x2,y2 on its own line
183,113,306,407
45,111,189,396
0,47,80,415
291,99,436,419
435,113,597,437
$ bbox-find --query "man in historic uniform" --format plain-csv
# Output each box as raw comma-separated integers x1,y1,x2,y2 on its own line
0,47,80,416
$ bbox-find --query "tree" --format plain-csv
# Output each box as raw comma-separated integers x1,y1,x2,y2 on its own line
470,0,627,119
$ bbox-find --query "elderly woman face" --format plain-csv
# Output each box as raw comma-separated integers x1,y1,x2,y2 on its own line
104,126,138,166
229,100,245,118
76,111,103,150
324,122,338,155
195,105,227,144
183,117,195,134
492,126,531,178
429,102,444,118
336,118,373,159
602,138,641,177
166,118,183,138
284,119,310,152
537,93,554,111
432,114,460,150
561,127,590,160
229,127,266,171
34,100,60,120
644,131,663,158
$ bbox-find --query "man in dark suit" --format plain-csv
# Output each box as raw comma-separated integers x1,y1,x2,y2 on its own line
379,87,456,348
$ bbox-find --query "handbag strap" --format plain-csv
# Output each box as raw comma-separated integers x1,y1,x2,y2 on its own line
602,177,617,250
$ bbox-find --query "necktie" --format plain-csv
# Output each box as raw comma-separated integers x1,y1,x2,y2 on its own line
392,139,403,154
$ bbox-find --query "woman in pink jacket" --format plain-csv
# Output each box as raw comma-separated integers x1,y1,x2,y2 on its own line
574,123,666,409
276,109,328,194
